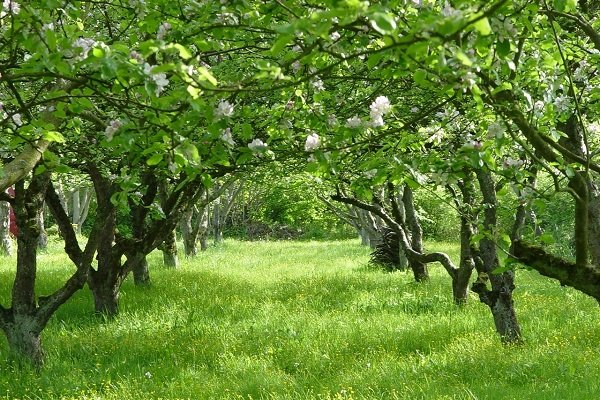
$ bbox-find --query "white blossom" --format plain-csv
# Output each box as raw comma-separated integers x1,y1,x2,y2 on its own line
1,0,20,16
533,100,546,117
345,116,362,128
291,61,301,73
248,138,268,152
369,96,392,127
73,38,97,60
220,127,235,147
330,31,340,41
573,62,588,82
104,119,122,141
588,121,600,135
442,1,461,18
487,122,505,139
157,22,171,40
304,133,321,152
410,107,419,113
215,99,234,118
143,63,169,96
370,114,385,128
11,113,22,127
503,158,524,168
553,95,571,114
370,96,391,116
42,23,54,31
312,79,325,91
364,169,378,179
129,51,143,63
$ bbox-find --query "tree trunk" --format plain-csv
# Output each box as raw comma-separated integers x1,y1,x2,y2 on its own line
0,199,12,256
131,193,151,286
0,174,49,366
37,205,48,250
212,203,223,243
159,180,179,267
402,186,429,282
473,169,522,344
89,275,120,316
181,207,197,257
132,256,150,286
4,316,44,366
448,177,480,305
162,229,178,268
87,167,122,317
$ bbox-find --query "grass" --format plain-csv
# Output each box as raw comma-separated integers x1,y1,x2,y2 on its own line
0,238,599,399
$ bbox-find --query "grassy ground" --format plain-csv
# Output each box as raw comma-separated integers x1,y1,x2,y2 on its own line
0,239,599,399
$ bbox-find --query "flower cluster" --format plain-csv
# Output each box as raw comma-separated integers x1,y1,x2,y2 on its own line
345,115,362,128
1,0,19,17
143,63,169,96
369,96,392,127
215,100,234,118
487,122,505,139
157,22,171,40
73,38,97,60
220,127,235,147
105,119,122,141
248,138,267,152
304,133,320,152
11,113,22,126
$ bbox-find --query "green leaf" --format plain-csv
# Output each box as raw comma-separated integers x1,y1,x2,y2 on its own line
176,142,200,163
147,153,163,166
539,232,555,245
454,50,473,66
187,85,202,99
43,131,65,143
169,43,192,60
370,12,396,35
198,67,217,86
271,34,293,55
472,17,492,36
92,47,104,58
497,39,511,58
413,69,428,86
554,0,577,12
491,82,513,95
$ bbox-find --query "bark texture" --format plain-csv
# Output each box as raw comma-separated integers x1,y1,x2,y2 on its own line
0,199,12,256
472,169,522,344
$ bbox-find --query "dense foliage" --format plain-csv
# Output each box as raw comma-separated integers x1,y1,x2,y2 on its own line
1,0,600,371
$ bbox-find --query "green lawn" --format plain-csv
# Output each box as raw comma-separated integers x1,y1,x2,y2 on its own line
0,239,599,399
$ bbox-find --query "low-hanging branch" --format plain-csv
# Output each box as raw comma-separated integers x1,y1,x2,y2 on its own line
512,239,600,301
331,192,459,278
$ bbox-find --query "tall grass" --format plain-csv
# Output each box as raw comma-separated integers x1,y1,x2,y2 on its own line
0,239,599,399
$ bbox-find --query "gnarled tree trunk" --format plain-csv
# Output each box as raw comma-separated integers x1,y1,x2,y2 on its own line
472,169,522,344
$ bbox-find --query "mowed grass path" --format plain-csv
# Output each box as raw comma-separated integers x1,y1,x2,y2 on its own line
0,239,599,399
